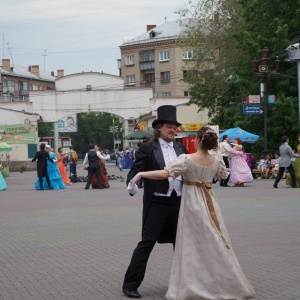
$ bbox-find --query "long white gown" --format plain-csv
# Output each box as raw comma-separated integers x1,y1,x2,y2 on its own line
164,154,255,300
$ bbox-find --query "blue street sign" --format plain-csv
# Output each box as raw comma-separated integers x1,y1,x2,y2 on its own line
243,105,262,114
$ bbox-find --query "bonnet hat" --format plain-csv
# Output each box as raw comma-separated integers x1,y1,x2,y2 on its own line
152,105,182,128
45,144,51,149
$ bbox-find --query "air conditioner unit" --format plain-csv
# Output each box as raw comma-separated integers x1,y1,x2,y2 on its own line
86,85,92,91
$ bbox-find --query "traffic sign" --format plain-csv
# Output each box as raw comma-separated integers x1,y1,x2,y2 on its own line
268,94,276,104
243,105,262,114
246,95,260,103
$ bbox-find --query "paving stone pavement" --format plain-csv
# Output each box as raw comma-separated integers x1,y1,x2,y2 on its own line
0,162,300,300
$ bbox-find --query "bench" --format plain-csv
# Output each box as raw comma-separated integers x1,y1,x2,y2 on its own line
252,168,262,179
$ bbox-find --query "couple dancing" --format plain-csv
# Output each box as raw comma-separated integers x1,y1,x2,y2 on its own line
123,105,255,299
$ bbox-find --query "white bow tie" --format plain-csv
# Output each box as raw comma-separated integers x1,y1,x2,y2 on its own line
162,141,173,148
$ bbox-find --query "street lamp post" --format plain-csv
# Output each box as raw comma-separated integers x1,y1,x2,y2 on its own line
109,118,118,149
251,48,281,156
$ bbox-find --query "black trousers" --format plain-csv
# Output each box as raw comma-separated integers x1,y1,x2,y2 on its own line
123,191,181,291
220,156,230,186
275,165,296,187
85,164,104,189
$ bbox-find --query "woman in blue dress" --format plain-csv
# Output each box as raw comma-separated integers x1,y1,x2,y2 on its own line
0,170,7,191
35,145,66,190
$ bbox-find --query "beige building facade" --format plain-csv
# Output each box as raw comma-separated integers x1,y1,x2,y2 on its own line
119,21,193,98
0,58,58,102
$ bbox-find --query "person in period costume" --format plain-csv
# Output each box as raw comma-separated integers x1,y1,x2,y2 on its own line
57,147,71,185
82,144,109,190
229,138,253,187
274,135,300,188
130,126,255,300
287,135,300,186
32,143,54,190
219,134,242,187
34,145,66,190
122,105,187,299
0,169,7,191
91,145,110,188
69,145,78,183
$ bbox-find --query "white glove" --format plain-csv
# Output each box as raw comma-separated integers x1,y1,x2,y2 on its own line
127,181,139,195
238,151,243,155
225,168,231,178
132,173,142,185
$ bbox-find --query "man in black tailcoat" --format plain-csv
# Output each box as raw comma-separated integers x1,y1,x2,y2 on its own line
32,143,54,190
122,105,187,298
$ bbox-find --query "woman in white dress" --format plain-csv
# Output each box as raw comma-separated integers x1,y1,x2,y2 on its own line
130,126,255,300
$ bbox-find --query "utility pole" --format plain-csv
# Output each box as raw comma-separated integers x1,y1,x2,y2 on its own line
42,50,47,70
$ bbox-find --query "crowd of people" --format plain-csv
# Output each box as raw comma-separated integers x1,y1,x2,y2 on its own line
29,143,110,191
2,105,300,299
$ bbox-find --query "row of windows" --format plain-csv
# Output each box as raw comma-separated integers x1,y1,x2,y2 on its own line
125,70,196,85
2,79,51,91
124,50,195,66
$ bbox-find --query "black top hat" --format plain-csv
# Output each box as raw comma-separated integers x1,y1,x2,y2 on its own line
152,105,182,128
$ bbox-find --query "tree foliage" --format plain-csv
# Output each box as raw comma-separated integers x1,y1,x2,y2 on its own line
178,0,300,156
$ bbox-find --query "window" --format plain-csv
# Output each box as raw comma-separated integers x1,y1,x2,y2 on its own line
19,81,27,90
125,55,134,66
139,50,155,62
183,50,194,59
160,92,171,97
159,51,169,61
184,91,190,97
160,71,170,82
32,85,39,91
126,75,135,86
183,70,198,79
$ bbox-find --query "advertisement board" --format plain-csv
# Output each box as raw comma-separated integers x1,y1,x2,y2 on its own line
0,124,36,144
58,114,78,132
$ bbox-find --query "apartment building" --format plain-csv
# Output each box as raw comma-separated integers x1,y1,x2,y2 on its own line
0,58,59,102
119,21,194,98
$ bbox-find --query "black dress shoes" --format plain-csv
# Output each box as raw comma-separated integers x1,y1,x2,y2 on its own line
223,184,230,187
122,289,141,298
273,183,278,188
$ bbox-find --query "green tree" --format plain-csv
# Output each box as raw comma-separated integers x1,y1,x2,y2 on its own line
63,112,121,155
178,0,300,156
37,122,54,138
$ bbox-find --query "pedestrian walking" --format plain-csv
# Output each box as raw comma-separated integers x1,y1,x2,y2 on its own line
273,136,300,188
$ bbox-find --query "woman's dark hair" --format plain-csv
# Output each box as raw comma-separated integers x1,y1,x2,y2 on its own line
281,136,288,143
196,127,218,150
58,147,63,152
222,134,228,141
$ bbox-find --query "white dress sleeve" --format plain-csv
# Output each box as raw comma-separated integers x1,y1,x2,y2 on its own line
164,154,188,178
214,155,227,179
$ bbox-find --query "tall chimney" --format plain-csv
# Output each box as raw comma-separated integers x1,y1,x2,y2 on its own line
31,65,40,77
51,71,55,76
147,25,156,31
2,59,10,72
57,69,64,78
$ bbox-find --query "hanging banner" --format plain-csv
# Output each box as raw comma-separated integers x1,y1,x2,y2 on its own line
0,124,36,144
58,114,78,132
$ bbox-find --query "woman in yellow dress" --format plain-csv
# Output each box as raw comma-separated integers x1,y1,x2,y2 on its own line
286,135,300,186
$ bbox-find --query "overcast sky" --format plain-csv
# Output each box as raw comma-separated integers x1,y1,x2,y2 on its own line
0,0,188,76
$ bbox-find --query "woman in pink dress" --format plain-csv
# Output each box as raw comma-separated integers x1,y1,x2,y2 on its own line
230,138,253,187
